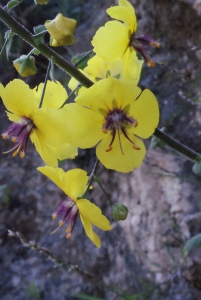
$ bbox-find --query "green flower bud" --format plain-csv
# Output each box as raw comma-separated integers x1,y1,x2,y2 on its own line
13,55,37,77
112,203,129,221
34,0,50,4
45,13,77,47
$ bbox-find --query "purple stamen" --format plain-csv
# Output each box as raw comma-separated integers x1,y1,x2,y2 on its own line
2,117,35,158
52,197,78,238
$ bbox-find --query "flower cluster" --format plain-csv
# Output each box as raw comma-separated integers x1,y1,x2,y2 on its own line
0,0,160,247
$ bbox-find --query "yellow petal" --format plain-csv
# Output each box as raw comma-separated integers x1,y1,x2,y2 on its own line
79,214,101,248
37,165,66,192
49,143,78,160
119,0,134,9
63,104,104,148
63,169,88,199
96,133,146,172
76,78,141,113
33,107,71,146
77,199,112,230
130,89,159,138
107,6,137,32
85,55,124,80
55,14,77,36
30,130,58,166
123,47,143,84
92,21,129,61
0,82,5,100
34,81,68,109
0,79,37,118
6,112,21,122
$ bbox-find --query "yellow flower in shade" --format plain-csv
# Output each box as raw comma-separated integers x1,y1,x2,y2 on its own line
37,167,112,247
0,79,77,166
69,54,142,94
13,55,37,77
64,78,159,173
92,0,160,72
45,13,77,47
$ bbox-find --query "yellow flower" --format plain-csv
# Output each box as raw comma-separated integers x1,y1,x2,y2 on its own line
37,166,112,247
45,13,77,47
13,55,37,77
64,78,159,172
92,0,160,72
0,79,77,165
69,54,142,94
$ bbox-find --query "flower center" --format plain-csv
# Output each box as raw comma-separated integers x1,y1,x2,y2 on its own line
52,197,78,239
102,108,139,154
2,116,35,158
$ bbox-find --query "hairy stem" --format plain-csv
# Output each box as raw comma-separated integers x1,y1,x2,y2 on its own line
8,230,130,299
154,128,200,162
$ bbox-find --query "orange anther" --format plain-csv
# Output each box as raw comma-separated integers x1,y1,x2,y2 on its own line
134,121,138,127
132,145,140,150
59,221,64,227
66,232,72,239
52,213,57,220
12,137,17,143
2,134,7,140
102,129,108,134
20,151,25,158
105,146,113,152
147,61,155,67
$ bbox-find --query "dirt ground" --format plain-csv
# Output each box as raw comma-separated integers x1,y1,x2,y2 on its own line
1,0,201,299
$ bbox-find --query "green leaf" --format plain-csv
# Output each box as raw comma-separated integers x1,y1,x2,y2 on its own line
4,30,14,59
183,233,201,253
151,135,166,150
71,50,93,69
33,25,46,45
5,0,22,11
33,25,46,35
192,160,201,176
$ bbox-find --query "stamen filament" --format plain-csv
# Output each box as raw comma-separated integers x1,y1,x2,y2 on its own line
105,130,116,152
121,128,140,150
118,128,124,155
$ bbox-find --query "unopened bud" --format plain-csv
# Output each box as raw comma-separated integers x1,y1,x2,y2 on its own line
13,55,37,77
45,13,77,47
112,203,128,221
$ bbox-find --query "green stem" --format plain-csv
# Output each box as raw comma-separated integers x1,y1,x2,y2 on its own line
26,48,36,58
0,6,93,88
38,59,51,108
79,159,99,199
154,128,201,162
0,36,8,56
94,175,114,206
0,6,201,163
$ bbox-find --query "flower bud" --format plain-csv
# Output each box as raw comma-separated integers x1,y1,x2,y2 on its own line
34,0,50,4
45,13,77,47
112,203,129,221
13,55,37,77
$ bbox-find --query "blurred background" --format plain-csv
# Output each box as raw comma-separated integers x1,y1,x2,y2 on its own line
1,0,201,299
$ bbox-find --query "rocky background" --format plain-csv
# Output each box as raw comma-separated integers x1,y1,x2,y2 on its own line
0,0,201,299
